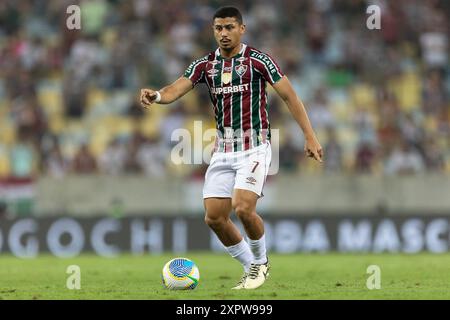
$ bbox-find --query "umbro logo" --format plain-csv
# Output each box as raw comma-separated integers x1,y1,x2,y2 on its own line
246,177,257,185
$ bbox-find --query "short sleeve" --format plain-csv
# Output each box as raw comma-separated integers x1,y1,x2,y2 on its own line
183,56,208,87
250,50,284,85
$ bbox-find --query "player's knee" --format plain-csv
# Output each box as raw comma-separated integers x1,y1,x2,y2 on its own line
234,201,254,221
204,215,227,230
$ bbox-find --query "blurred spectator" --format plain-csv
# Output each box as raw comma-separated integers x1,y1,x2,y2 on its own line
5,68,36,100
279,136,302,172
11,93,47,146
123,130,145,173
68,34,107,85
353,105,377,145
308,88,334,130
44,141,69,178
137,137,167,177
419,0,448,69
306,5,328,60
355,141,377,174
127,98,145,119
380,2,405,45
399,113,424,148
72,144,98,174
420,31,448,69
80,0,109,36
0,1,21,36
160,104,186,145
10,134,36,178
63,69,88,118
169,11,197,59
99,138,126,175
385,140,425,175
422,70,447,116
377,90,401,155
422,137,446,172
323,126,342,172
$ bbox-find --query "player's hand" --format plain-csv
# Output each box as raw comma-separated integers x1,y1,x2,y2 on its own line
304,136,323,163
140,89,158,109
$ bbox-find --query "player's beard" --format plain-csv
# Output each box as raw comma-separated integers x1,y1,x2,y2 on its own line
221,43,231,49
220,40,237,53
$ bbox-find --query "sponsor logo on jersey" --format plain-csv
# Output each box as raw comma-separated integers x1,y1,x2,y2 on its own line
185,57,207,74
221,72,232,84
207,69,219,77
211,83,250,95
250,51,278,74
246,177,257,185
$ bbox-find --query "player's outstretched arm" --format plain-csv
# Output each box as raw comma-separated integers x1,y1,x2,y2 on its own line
272,76,323,163
140,76,193,108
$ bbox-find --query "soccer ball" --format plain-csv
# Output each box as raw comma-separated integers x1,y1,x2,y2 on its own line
161,257,200,290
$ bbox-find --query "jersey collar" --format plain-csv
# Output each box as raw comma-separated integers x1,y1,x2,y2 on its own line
215,43,247,60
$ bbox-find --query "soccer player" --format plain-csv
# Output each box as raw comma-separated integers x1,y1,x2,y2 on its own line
140,6,323,289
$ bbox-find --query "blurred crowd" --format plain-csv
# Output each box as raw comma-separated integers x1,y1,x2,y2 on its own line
0,0,449,179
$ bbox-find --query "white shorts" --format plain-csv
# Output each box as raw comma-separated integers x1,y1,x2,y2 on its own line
203,142,272,198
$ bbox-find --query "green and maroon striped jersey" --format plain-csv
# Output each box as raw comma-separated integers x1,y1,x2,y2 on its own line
183,44,284,152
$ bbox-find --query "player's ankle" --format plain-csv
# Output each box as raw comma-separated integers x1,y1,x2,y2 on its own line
252,257,267,265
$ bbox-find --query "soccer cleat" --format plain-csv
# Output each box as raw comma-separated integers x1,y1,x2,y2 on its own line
231,272,248,290
243,259,270,289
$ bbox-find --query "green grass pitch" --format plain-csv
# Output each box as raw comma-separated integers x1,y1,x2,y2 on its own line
1,253,450,299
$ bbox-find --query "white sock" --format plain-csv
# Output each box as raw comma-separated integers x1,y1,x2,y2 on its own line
225,238,254,273
248,234,267,264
